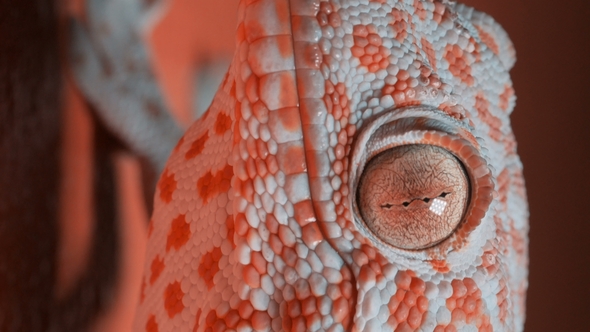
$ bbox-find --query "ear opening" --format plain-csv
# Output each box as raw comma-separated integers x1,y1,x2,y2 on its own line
454,3,516,71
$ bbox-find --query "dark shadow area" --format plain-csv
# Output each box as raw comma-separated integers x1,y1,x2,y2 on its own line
463,0,590,330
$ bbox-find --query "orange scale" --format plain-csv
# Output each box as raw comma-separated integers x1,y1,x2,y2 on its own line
292,317,307,330
451,308,467,322
224,310,240,328
238,301,254,319
242,265,260,288
205,309,217,327
409,278,425,294
365,44,379,55
301,297,316,316
404,291,417,306
251,251,267,274
351,46,365,57
388,295,401,313
446,297,456,311
234,213,249,237
394,302,410,322
445,324,457,332
245,158,257,178
251,311,270,330
360,54,373,65
395,271,413,290
469,206,487,221
463,296,477,314
416,296,429,312
265,155,279,174
340,280,354,300
328,12,341,27
407,306,424,328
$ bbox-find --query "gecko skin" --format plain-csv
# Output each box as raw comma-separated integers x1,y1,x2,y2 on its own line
131,0,528,331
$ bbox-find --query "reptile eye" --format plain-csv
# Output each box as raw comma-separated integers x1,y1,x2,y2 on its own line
349,107,494,256
357,144,469,250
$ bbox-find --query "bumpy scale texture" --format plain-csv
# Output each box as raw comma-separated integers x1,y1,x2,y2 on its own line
134,1,528,331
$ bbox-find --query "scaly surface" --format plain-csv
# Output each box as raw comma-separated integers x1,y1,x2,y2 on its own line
133,1,528,331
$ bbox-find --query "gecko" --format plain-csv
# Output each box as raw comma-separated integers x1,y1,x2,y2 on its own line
72,0,529,331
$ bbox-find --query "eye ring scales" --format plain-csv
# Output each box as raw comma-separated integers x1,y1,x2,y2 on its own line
349,106,495,258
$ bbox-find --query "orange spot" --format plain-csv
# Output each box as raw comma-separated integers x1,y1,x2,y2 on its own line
444,44,474,86
197,164,233,203
164,281,184,318
430,259,450,273
317,1,341,28
146,314,158,332
214,112,232,135
475,26,499,55
421,37,436,68
324,82,350,121
185,132,209,159
499,84,514,111
390,9,409,42
166,214,191,252
475,93,502,141
388,271,428,329
150,255,165,285
439,278,492,330
198,246,222,289
158,169,176,204
352,24,390,72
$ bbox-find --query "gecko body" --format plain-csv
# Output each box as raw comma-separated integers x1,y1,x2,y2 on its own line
123,0,528,331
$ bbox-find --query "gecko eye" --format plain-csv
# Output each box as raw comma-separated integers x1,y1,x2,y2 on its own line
357,144,469,250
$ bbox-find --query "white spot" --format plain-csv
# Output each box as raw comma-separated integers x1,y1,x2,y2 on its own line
429,198,447,216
